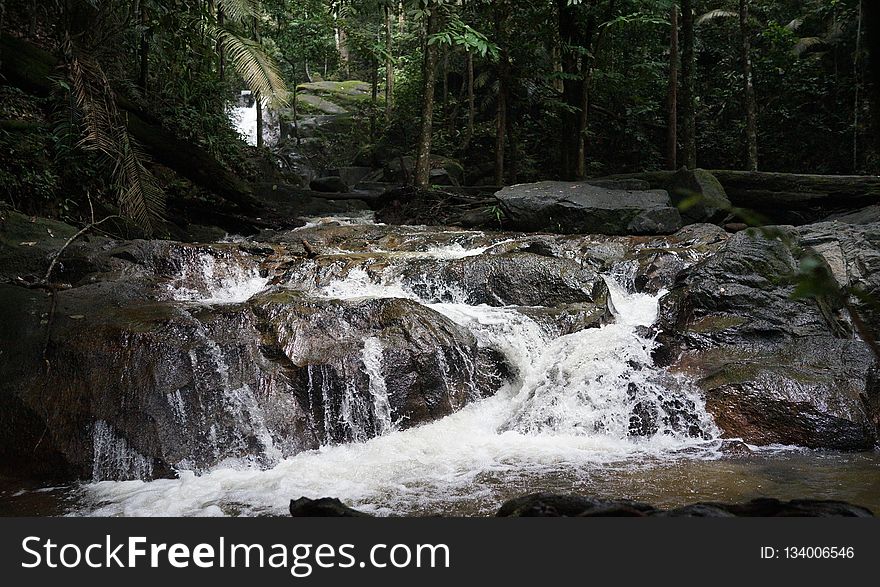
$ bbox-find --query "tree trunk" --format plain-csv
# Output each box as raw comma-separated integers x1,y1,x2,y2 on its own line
854,0,863,172
371,55,379,142
292,63,300,146
576,0,616,179
495,5,509,185
462,49,475,150
414,11,440,188
666,4,679,170
739,0,758,171
385,5,394,122
681,0,696,169
253,17,263,148
863,0,880,160
556,0,586,179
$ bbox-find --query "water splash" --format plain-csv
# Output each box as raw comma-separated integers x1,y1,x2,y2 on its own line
171,251,269,304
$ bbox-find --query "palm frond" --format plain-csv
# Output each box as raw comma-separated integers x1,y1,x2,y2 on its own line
696,9,738,26
785,17,803,31
65,42,164,234
217,0,261,22
204,23,289,107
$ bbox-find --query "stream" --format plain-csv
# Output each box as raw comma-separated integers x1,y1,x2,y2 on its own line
3,213,879,517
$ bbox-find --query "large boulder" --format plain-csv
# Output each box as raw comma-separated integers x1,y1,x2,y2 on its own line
664,168,732,224
656,225,880,449
250,292,501,444
0,285,500,481
495,181,682,235
399,252,608,307
0,219,505,482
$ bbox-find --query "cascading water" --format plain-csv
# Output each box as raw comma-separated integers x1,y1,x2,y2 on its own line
170,250,269,304
78,231,721,516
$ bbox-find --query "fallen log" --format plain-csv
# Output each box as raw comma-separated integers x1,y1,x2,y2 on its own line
605,169,880,224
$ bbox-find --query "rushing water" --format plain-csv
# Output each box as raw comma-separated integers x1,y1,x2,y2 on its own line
4,224,876,517
62,231,729,516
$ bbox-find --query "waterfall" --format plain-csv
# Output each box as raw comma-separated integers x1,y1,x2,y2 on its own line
91,421,153,482
170,249,269,304
80,232,720,516
362,337,395,436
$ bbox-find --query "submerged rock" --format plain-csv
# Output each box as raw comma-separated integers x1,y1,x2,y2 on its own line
289,496,372,517
495,181,682,235
496,493,874,517
285,494,874,517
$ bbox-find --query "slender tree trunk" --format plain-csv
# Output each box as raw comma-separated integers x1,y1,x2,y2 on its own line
740,0,758,171
371,55,379,142
414,11,440,188
863,0,880,158
254,16,263,148
681,0,696,169
557,0,586,179
292,62,300,146
854,0,864,172
461,49,475,150
576,79,589,179
551,44,564,93
442,47,449,115
576,0,616,179
508,117,520,184
336,7,350,78
385,5,394,122
495,5,509,185
666,4,679,170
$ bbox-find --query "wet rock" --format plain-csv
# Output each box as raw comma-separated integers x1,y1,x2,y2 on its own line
310,176,350,193
289,497,372,517
823,205,880,225
495,181,682,235
656,226,880,450
628,401,659,437
252,292,499,444
584,178,651,191
664,168,732,224
400,252,606,307
663,498,875,517
719,439,753,456
497,493,655,517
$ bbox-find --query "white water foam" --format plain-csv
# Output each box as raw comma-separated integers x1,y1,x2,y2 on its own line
79,256,719,516
171,252,269,304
